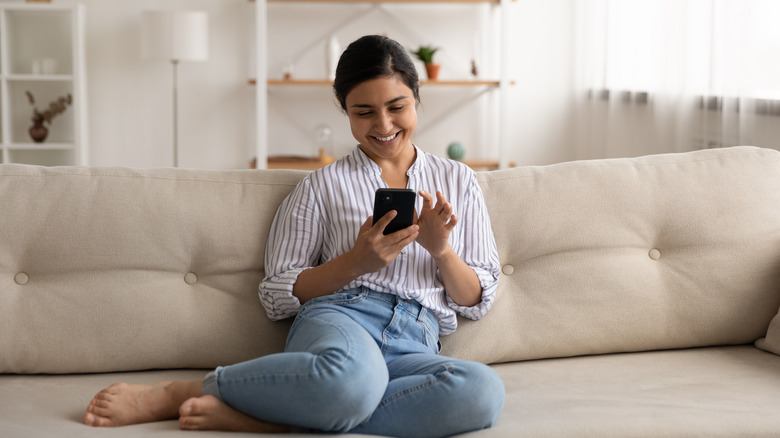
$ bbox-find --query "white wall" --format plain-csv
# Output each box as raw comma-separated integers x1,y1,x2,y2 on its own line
55,0,254,169
50,0,575,169
506,0,575,165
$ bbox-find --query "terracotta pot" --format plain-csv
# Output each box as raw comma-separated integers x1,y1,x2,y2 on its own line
29,120,48,143
425,63,441,80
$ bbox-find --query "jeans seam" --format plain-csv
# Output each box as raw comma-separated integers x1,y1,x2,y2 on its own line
379,363,454,409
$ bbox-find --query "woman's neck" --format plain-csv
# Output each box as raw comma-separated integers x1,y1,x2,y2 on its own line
371,144,416,188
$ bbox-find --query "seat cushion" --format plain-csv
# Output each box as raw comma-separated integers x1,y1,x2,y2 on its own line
491,345,780,437
1,346,779,437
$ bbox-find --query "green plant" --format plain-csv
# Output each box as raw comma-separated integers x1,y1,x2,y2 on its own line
25,90,72,125
411,45,439,65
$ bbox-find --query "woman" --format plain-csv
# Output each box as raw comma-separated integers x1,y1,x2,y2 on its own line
83,35,504,437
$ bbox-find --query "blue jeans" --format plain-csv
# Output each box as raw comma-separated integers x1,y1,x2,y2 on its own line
202,288,505,437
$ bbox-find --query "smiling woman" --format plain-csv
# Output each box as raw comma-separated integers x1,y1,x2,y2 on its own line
83,35,504,437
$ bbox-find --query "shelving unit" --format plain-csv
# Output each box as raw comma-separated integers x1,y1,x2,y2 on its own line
251,0,510,170
0,3,88,166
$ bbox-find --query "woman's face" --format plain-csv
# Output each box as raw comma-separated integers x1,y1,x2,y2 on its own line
344,74,417,164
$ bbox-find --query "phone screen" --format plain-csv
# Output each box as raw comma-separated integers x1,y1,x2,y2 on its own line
372,188,416,235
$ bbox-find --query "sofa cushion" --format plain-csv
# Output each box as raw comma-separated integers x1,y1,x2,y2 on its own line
442,146,780,364
0,166,306,373
756,309,780,355
1,346,779,437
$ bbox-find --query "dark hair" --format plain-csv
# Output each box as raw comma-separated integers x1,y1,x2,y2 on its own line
333,35,420,111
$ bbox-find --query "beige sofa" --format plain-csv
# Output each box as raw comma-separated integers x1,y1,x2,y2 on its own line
2,145,780,437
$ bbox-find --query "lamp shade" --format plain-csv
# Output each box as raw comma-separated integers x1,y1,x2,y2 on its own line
142,10,208,62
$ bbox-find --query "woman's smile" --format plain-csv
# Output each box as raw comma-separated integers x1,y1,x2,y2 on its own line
373,132,399,143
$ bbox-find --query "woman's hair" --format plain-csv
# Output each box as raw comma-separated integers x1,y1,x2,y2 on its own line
333,35,420,111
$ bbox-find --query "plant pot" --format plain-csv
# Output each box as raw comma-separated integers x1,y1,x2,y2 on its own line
29,120,48,143
425,63,441,81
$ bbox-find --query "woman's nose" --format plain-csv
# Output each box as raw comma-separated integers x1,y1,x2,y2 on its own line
375,112,393,132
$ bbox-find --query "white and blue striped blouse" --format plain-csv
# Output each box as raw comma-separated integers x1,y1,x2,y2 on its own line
259,145,500,335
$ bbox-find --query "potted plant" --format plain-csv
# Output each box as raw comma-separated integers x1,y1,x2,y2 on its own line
25,91,72,143
411,45,441,80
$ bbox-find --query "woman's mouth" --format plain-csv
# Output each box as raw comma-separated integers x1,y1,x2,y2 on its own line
372,132,399,143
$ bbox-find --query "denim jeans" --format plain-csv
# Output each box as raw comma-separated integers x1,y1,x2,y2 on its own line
202,288,505,437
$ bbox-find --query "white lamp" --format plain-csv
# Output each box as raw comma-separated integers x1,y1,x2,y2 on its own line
142,10,208,167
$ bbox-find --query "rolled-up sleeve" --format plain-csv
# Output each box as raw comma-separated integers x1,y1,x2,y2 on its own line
259,178,321,321
446,174,500,320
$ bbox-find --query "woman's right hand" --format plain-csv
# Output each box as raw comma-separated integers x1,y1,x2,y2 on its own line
292,211,418,304
348,211,419,275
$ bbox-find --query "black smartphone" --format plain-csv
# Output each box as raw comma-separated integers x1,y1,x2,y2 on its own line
372,188,416,235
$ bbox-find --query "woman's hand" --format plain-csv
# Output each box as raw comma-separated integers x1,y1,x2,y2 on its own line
415,190,457,257
293,212,418,304
348,212,420,275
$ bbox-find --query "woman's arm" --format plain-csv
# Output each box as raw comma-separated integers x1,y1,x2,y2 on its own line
415,190,483,307
292,211,419,304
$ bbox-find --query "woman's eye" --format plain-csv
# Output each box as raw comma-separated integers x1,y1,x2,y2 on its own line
356,111,372,117
390,106,404,112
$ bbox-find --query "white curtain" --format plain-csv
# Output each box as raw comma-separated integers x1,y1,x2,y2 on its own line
574,0,780,160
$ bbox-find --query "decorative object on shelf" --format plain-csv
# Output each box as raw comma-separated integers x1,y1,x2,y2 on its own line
283,60,294,80
471,59,479,78
313,123,333,157
142,10,209,167
25,91,72,143
411,45,441,80
447,141,466,161
325,35,340,80
31,58,57,75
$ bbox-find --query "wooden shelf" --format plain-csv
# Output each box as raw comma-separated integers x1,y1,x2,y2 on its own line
265,147,335,170
251,0,513,170
9,143,75,150
254,78,502,87
258,0,503,3
461,159,515,170
0,4,87,166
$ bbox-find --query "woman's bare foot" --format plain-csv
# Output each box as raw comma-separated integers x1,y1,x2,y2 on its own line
178,395,291,433
83,380,202,427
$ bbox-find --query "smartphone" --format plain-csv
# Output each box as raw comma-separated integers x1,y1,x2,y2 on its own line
372,188,416,235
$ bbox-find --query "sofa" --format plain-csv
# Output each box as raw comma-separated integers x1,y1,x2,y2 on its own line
2,145,780,437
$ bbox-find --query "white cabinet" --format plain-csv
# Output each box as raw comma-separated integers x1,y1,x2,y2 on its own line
251,0,510,170
0,3,88,166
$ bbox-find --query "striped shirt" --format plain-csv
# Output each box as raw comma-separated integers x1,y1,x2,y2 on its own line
259,145,500,335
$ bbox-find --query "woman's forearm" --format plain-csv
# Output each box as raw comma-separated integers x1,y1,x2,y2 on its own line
433,245,482,307
291,251,363,304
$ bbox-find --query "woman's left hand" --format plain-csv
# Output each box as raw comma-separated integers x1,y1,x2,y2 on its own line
415,190,457,257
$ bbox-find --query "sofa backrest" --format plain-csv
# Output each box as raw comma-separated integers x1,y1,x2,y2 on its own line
442,146,780,364
0,167,303,373
1,146,779,374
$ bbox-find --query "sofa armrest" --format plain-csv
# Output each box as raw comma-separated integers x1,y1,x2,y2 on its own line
756,304,780,355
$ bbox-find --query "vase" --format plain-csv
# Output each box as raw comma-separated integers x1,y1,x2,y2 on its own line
29,120,48,143
425,63,441,80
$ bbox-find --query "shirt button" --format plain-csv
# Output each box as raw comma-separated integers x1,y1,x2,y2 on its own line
401,247,408,255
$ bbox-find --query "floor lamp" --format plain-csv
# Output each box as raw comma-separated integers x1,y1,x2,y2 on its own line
141,10,208,167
